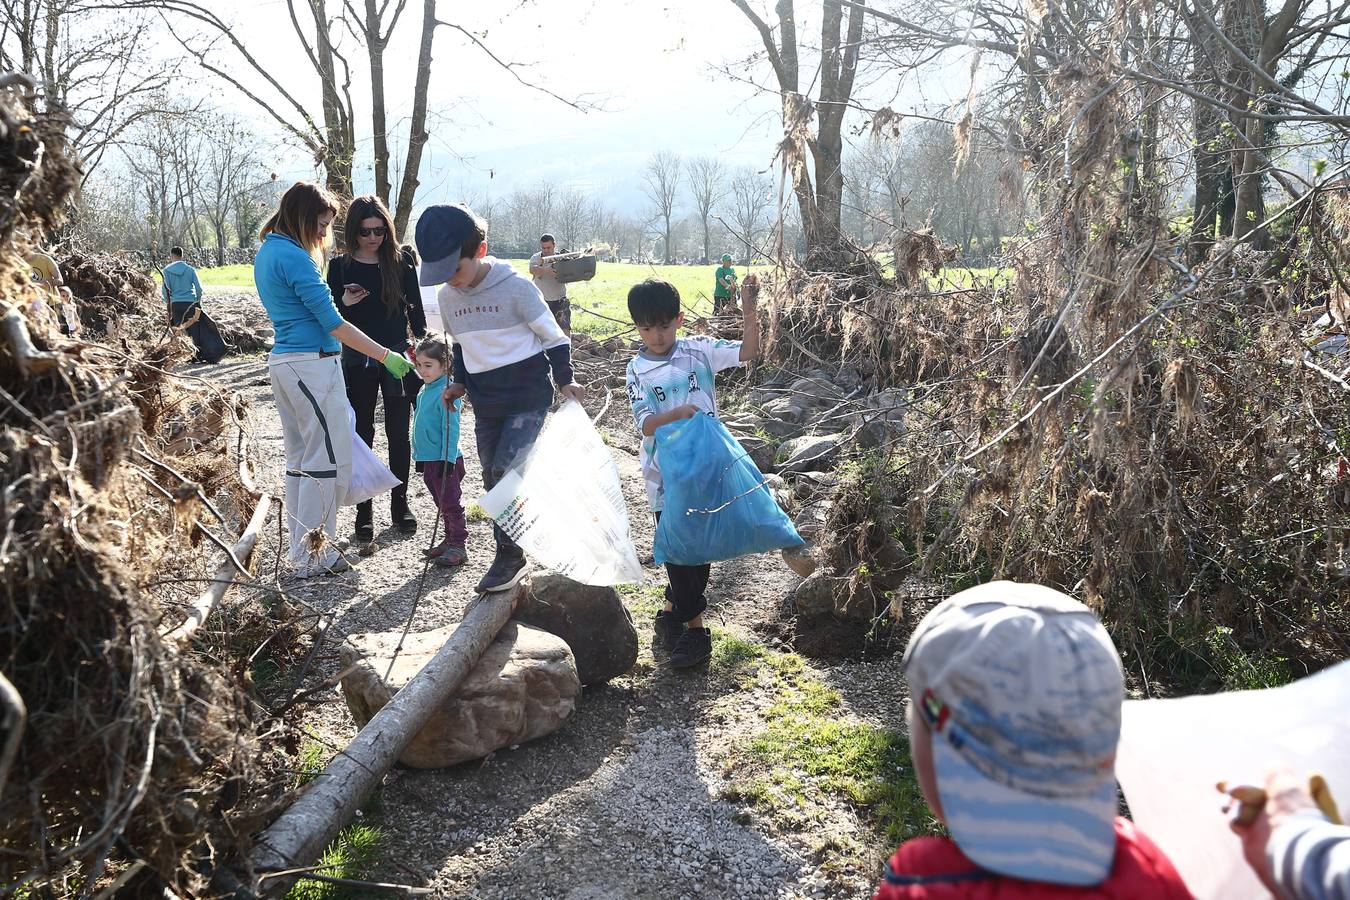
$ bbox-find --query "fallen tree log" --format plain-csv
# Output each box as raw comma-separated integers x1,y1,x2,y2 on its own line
163,493,273,644
239,587,521,897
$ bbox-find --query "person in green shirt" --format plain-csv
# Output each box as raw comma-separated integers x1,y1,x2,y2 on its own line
713,253,738,315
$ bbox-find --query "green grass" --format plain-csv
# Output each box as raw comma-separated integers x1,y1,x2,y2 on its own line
284,823,388,900
293,739,327,788
502,260,771,339
466,503,490,523
721,645,937,846
163,263,256,289
928,266,1013,290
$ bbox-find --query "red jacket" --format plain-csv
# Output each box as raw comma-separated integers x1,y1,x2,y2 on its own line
872,818,1192,900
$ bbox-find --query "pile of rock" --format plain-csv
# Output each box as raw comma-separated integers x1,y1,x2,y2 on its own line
720,365,915,653
339,575,638,768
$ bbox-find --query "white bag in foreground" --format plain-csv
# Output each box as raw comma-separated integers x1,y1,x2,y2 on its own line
343,412,402,506
1116,660,1350,899
480,399,643,585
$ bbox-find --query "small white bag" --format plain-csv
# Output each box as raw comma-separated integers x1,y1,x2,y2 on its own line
342,410,402,507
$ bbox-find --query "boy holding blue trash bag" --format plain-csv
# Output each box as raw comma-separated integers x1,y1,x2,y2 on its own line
625,275,812,668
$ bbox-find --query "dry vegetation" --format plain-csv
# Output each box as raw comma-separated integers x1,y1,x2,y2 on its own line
760,64,1350,691
0,80,301,896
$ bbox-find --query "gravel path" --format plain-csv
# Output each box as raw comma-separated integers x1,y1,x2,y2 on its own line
198,294,910,899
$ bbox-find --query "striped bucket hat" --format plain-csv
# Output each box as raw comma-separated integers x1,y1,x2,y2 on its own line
902,581,1125,886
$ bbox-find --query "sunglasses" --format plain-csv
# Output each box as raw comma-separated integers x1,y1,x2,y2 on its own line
358,226,387,237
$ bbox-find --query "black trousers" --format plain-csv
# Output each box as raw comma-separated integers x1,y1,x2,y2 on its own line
345,359,413,520
655,512,710,622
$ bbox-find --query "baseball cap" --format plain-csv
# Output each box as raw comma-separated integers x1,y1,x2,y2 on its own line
415,204,481,286
721,253,733,262
903,581,1124,886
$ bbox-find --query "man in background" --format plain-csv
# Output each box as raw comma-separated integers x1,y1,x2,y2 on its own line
529,233,571,335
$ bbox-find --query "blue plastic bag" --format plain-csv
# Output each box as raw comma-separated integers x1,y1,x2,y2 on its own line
652,413,803,566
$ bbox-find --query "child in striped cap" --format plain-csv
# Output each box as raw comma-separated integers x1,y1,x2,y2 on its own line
873,581,1193,898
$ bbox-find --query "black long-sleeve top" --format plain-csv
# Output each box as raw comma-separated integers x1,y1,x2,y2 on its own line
326,249,427,353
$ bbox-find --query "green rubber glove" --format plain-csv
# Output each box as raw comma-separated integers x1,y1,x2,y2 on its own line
381,350,413,377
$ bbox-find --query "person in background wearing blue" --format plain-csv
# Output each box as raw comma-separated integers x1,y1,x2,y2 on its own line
162,246,213,362
326,195,426,544
254,182,415,578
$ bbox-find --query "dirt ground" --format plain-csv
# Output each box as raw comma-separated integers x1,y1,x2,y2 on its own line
202,299,910,900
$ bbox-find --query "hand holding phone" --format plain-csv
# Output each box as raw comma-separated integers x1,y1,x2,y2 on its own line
341,282,369,305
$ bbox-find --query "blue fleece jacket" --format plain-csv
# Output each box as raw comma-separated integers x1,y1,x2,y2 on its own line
254,233,344,353
412,374,462,463
162,259,203,304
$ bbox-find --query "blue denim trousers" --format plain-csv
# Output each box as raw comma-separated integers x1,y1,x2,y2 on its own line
473,407,548,558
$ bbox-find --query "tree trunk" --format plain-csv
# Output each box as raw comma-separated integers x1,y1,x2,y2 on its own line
1225,0,1267,248
392,0,438,236
364,0,392,205
240,587,520,897
309,0,354,198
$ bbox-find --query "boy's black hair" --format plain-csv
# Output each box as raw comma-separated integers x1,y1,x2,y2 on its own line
170,246,184,257
459,212,487,260
540,233,555,244
627,278,681,326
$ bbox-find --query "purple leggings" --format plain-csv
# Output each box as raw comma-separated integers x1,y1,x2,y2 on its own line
421,457,468,546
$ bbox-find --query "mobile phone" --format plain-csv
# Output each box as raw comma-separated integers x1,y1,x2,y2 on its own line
343,282,367,293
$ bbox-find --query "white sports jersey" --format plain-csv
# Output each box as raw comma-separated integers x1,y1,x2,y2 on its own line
625,336,743,511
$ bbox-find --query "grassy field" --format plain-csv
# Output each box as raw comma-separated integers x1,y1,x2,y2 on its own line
190,259,1008,338
193,260,768,338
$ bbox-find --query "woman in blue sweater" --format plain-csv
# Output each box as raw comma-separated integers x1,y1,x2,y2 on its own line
254,182,414,578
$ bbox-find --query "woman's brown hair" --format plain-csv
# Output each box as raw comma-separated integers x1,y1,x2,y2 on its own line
259,182,340,258
342,195,416,317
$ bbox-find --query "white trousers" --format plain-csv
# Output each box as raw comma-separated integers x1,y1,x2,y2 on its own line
269,352,353,574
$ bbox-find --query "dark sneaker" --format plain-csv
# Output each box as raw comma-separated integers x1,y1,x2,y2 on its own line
475,555,529,593
669,627,712,669
391,497,418,534
432,546,468,568
653,610,686,651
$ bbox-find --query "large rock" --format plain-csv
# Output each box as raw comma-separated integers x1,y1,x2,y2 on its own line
776,433,845,474
852,388,909,448
340,622,580,769
792,471,840,501
793,499,833,544
516,574,638,685
730,431,777,472
792,571,849,618
760,395,809,423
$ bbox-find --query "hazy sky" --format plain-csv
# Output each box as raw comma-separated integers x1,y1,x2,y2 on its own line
210,0,799,213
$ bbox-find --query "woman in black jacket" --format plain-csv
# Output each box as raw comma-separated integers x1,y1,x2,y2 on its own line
327,195,427,542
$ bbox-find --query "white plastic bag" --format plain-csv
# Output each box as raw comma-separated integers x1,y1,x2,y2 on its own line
342,410,401,507
480,399,643,585
1116,660,1350,899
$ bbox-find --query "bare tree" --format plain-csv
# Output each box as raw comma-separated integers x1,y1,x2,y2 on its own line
643,151,683,264
0,2,180,178
200,116,265,265
554,187,590,249
728,0,864,256
687,156,726,263
727,168,772,264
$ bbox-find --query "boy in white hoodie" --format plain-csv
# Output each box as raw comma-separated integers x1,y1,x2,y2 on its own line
416,204,584,592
